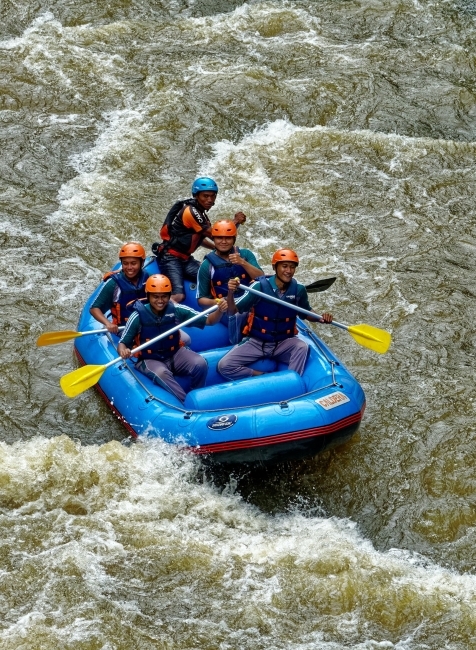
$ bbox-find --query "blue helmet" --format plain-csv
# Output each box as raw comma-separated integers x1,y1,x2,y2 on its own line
191,177,218,196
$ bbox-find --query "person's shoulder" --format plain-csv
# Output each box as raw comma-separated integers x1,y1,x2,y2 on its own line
182,202,208,227
249,278,262,289
123,309,140,331
174,302,197,314
198,257,211,270
295,282,311,305
129,302,146,318
197,259,212,285
168,198,194,221
264,275,276,288
168,197,190,211
131,301,151,318
102,270,120,285
294,281,308,295
183,198,201,214
96,275,118,297
175,303,200,319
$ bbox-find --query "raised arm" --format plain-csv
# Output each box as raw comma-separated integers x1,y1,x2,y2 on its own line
228,251,263,280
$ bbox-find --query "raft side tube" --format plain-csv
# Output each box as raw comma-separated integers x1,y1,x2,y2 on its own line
184,370,306,410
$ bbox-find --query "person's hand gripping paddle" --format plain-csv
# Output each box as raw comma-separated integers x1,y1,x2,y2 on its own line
237,283,391,354
60,305,218,398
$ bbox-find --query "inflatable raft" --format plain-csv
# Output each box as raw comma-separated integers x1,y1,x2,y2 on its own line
72,259,366,464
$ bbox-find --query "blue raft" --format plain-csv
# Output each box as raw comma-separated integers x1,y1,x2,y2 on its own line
74,259,366,464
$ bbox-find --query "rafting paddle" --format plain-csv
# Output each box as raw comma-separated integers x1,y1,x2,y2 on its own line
37,327,125,347
60,305,218,398
237,282,391,354
305,277,336,293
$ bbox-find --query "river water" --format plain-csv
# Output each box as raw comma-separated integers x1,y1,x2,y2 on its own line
1,1,476,647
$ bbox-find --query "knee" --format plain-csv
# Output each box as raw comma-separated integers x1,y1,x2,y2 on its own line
180,330,191,346
188,354,207,379
293,339,309,353
217,358,226,375
289,336,309,354
217,356,232,378
196,356,208,373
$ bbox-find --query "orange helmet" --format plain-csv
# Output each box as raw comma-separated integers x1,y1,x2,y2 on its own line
145,274,172,293
211,220,237,238
119,242,146,259
271,248,299,267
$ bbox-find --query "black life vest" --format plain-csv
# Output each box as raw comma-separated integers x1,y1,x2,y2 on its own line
157,198,211,259
243,277,299,343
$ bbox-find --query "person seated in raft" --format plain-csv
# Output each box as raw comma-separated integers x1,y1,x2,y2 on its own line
90,242,191,346
196,219,263,323
153,176,246,303
117,274,227,403
90,242,150,335
217,248,333,380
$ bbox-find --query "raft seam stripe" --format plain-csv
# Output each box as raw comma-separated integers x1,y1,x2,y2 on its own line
188,404,366,454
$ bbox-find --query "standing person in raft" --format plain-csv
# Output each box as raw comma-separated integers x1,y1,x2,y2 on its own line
90,242,149,334
217,249,333,380
196,219,263,318
118,274,226,403
153,177,246,303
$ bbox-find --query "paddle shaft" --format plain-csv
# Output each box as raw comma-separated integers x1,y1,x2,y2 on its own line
81,326,124,336
237,283,348,332
102,304,218,372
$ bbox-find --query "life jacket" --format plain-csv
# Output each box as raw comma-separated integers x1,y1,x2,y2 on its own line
132,300,182,361
204,247,252,299
157,198,211,259
102,270,148,326
243,277,299,343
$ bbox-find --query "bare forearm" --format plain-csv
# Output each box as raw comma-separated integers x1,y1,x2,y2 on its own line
201,237,215,250
206,301,227,325
227,291,237,315
198,297,217,308
90,307,118,333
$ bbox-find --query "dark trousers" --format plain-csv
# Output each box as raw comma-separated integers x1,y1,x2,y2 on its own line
137,347,207,402
158,253,200,296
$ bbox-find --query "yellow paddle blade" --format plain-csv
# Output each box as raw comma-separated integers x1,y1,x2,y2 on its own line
347,324,392,354
37,330,82,346
60,364,106,398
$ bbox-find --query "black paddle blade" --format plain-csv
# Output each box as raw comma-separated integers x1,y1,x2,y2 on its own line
305,277,337,293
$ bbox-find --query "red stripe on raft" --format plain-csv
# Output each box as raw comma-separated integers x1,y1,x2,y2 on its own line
74,346,363,452
189,404,366,455
74,348,138,438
